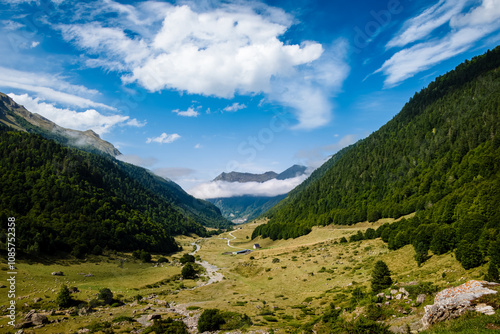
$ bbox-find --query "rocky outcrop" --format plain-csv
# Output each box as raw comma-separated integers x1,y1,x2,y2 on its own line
422,280,498,329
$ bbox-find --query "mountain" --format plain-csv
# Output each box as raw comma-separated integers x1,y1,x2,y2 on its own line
207,165,307,223
0,92,121,157
253,46,500,271
0,92,231,231
214,171,278,183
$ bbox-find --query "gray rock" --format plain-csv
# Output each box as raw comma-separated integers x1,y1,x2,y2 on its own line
395,294,402,300
422,280,499,329
51,271,63,276
417,294,427,304
147,314,161,321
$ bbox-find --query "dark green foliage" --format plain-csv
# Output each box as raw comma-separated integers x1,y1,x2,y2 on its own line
455,241,484,270
371,261,392,294
253,46,500,249
157,257,169,263
132,249,151,262
56,285,73,308
97,288,113,305
321,303,341,324
144,318,189,334
181,263,197,279
0,130,212,256
179,253,195,264
485,262,500,283
198,309,225,332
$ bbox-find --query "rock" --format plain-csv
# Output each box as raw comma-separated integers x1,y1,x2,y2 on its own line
78,329,90,333
33,297,42,303
0,285,6,288
376,292,385,298
147,314,161,321
476,303,495,315
422,280,499,329
417,294,427,304
51,271,63,276
390,289,398,295
30,313,49,326
84,273,93,277
395,294,402,300
399,287,409,296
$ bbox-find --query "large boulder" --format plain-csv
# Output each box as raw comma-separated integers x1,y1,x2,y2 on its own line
422,280,499,329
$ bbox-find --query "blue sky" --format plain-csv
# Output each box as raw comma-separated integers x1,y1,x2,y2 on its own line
1,0,499,198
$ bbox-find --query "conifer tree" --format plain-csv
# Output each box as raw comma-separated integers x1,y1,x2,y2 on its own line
371,260,392,294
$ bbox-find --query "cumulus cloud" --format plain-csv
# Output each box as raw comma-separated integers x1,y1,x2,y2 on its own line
188,174,308,199
223,102,246,112
172,107,199,117
55,1,349,129
378,0,500,86
146,132,181,144
8,93,140,135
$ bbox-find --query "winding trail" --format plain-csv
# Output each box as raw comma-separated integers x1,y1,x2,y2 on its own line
189,239,223,286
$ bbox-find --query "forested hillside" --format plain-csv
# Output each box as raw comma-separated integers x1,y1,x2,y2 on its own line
254,45,500,268
0,127,209,257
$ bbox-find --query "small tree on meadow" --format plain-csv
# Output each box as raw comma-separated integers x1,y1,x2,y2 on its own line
485,262,500,283
181,263,197,279
56,285,73,308
371,260,392,294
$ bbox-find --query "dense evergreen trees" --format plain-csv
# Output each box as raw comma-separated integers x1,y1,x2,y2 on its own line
253,47,500,271
0,127,209,256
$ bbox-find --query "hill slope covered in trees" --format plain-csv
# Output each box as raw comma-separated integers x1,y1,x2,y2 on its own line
253,46,500,270
0,126,221,257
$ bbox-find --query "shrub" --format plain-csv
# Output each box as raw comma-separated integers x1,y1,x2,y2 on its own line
198,309,225,332
97,288,113,305
180,254,195,264
157,257,169,263
272,258,280,263
181,263,197,279
145,318,188,334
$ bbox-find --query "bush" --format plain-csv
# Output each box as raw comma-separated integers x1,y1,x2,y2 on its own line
181,263,197,279
157,257,169,263
198,309,225,332
133,249,152,263
97,288,113,305
180,253,195,264
272,258,280,263
144,318,188,334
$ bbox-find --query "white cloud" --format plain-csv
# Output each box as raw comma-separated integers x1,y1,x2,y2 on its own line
116,154,157,167
188,174,307,199
223,102,246,112
172,107,199,117
194,143,202,149
146,132,181,144
386,0,468,48
379,0,500,86
125,118,147,127
0,67,115,110
1,20,25,31
55,1,349,129
30,41,39,48
295,134,358,168
8,93,140,135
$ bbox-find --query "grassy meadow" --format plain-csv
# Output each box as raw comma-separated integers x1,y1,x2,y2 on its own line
0,214,495,333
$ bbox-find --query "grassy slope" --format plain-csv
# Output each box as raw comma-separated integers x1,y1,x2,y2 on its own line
3,217,495,333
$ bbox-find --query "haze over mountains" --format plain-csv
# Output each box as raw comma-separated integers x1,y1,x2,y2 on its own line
198,165,308,223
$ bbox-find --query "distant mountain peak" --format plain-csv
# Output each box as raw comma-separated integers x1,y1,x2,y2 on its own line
213,171,278,183
0,92,120,157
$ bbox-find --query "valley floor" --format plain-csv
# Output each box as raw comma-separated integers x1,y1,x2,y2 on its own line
1,215,498,333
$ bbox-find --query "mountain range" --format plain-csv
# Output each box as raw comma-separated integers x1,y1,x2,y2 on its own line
253,46,500,270
207,165,307,223
0,93,231,257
